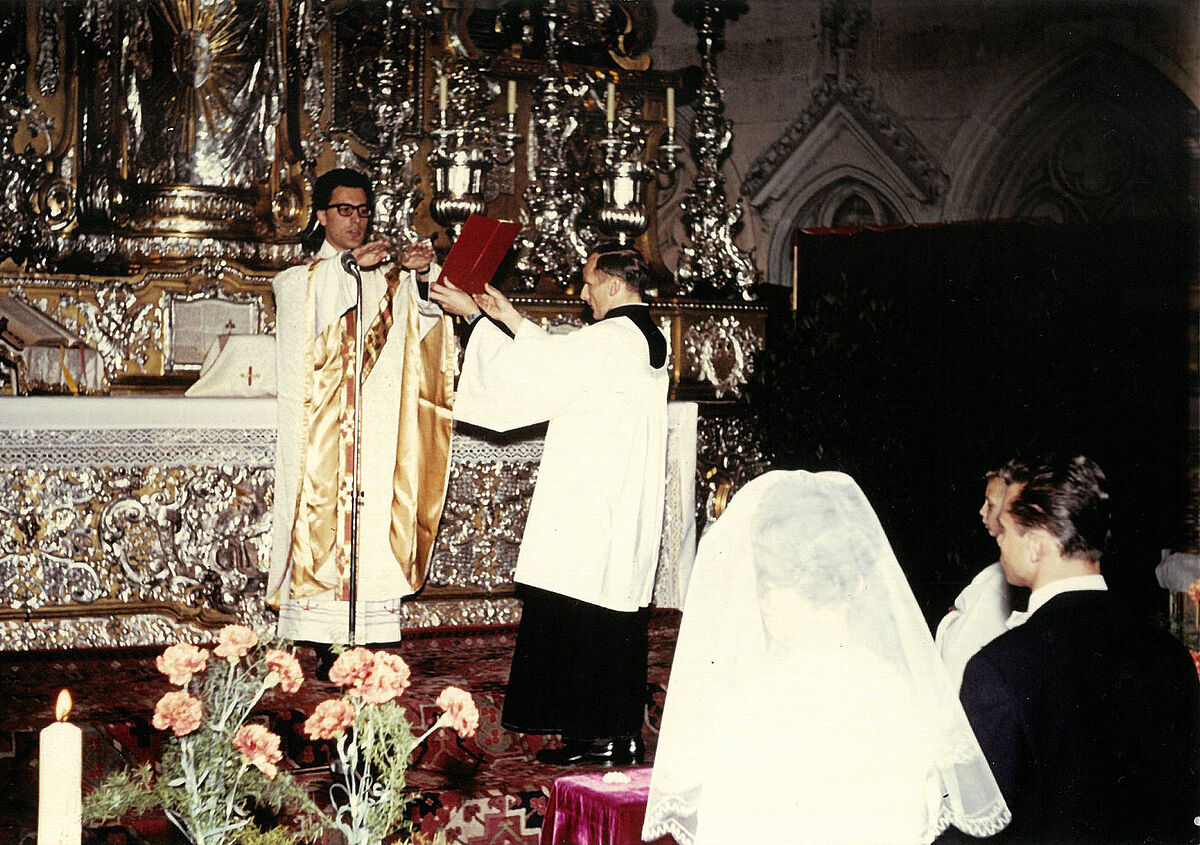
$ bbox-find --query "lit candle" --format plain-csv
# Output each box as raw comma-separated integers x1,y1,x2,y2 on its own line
666,86,675,131
38,690,81,845
438,75,448,113
790,232,799,312
506,79,517,116
606,81,615,125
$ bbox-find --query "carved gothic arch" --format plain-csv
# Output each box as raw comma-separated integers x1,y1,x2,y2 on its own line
756,166,915,292
742,80,948,287
944,40,1196,222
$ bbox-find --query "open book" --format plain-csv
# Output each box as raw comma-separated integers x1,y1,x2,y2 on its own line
435,215,522,295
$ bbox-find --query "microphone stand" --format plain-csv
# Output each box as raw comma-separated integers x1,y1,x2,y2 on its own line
340,251,365,645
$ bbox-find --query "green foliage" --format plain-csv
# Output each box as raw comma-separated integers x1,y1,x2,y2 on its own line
327,698,429,844
83,631,329,845
83,765,165,824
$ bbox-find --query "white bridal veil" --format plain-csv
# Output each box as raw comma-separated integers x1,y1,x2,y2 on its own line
643,470,1010,845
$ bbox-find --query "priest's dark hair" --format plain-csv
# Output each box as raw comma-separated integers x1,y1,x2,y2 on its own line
301,168,375,252
591,244,650,293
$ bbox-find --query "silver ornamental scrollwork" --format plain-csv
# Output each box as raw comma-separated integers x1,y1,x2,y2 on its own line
0,9,54,270
695,412,769,529
682,314,763,398
400,597,522,629
36,4,61,96
429,460,538,591
0,460,273,625
10,282,161,380
0,616,229,651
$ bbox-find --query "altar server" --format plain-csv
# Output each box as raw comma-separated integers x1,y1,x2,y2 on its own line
268,168,455,645
430,246,669,766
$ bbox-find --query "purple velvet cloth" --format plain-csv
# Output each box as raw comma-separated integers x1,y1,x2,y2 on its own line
540,767,675,845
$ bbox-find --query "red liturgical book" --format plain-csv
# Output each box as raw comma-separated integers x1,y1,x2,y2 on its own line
435,215,522,295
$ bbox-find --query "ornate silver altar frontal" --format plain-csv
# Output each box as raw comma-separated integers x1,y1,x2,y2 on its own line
0,424,277,649
0,399,698,650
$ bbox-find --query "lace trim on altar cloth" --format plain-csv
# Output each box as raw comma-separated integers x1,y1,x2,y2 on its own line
450,430,546,463
0,427,277,470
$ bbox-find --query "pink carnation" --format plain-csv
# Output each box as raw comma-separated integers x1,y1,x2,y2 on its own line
232,724,283,780
151,690,203,737
328,647,375,689
303,698,356,740
213,625,258,665
357,652,412,705
155,643,209,686
265,649,304,693
436,686,479,739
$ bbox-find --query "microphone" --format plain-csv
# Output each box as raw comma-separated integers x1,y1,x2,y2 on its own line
340,250,362,282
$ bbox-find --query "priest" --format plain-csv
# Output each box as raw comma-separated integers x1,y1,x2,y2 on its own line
430,246,669,766
268,168,455,647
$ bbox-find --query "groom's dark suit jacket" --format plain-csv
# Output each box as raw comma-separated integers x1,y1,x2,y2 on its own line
956,590,1199,844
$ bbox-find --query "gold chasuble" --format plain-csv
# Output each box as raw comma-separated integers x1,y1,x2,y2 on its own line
269,253,454,641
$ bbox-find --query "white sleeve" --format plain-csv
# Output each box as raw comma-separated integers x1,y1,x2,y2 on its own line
452,318,597,432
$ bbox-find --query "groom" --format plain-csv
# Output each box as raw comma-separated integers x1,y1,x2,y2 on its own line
953,454,1199,843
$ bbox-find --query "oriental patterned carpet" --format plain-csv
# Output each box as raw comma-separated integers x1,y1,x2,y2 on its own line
0,611,681,845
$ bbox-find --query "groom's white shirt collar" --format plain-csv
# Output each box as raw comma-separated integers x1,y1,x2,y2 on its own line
1006,573,1107,629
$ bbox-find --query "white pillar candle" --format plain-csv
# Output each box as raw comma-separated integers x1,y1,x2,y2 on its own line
506,79,517,115
666,86,675,131
438,75,448,113
38,690,81,845
606,81,616,125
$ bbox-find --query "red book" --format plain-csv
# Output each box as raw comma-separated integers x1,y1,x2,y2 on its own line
435,215,522,295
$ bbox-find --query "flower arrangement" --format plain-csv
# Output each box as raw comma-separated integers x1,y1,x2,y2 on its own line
84,630,478,845
303,646,479,845
83,626,325,845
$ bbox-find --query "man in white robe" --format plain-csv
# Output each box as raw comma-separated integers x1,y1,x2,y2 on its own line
431,246,669,766
269,168,454,648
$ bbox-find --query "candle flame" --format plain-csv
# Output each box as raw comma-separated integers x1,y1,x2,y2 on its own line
54,689,72,722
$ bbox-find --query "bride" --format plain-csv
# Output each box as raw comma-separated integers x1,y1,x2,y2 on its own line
643,471,1010,845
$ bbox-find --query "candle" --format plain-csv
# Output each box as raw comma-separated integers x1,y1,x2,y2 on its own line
666,86,675,131
790,232,799,312
606,81,615,125
38,690,81,845
438,75,448,113
506,79,517,115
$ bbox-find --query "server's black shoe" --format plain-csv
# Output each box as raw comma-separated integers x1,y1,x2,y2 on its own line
585,735,644,766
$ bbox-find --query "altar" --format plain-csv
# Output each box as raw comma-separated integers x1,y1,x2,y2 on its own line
0,396,697,650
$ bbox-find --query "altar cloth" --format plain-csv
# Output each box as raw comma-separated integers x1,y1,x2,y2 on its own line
540,767,675,845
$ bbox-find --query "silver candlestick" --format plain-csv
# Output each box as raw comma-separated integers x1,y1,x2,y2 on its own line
513,0,590,290
593,121,680,246
429,124,493,238
673,0,758,300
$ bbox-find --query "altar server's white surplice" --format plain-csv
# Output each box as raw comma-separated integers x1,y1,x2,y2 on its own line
454,313,669,612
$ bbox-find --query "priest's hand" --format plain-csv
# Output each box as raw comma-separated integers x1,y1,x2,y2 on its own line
352,239,392,271
429,278,477,317
400,241,436,273
475,284,522,336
